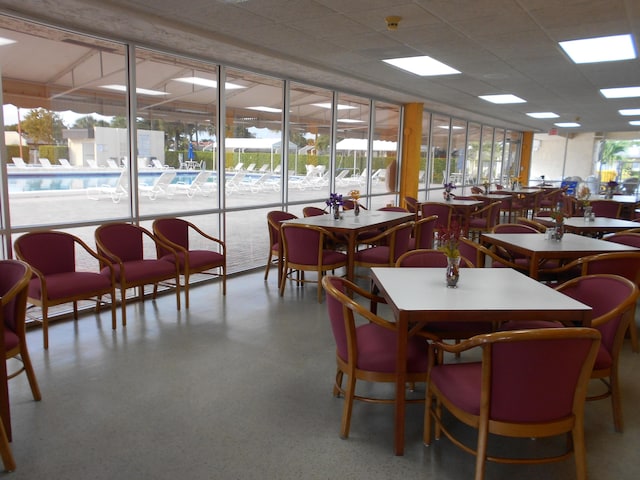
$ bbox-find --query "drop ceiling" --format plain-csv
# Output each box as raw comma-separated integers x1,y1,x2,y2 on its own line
1,0,640,133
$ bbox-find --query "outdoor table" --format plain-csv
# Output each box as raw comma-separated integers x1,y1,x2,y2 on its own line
281,210,414,282
481,232,639,279
370,267,592,456
533,216,640,236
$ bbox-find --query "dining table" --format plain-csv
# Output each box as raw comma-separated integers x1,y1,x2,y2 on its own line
533,216,640,236
438,198,483,231
481,232,640,279
280,210,414,282
370,267,593,456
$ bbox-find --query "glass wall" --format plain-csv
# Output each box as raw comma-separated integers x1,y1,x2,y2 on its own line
1,14,523,278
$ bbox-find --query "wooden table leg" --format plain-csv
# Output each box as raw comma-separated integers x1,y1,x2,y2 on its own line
394,313,408,455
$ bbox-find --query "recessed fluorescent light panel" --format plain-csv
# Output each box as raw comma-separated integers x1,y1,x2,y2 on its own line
173,77,245,89
382,55,461,76
312,103,356,110
559,34,636,63
479,94,526,104
619,109,640,116
600,86,640,99
629,121,640,126
338,119,364,123
101,85,168,96
246,106,282,113
554,122,581,128
0,36,16,46
526,112,559,119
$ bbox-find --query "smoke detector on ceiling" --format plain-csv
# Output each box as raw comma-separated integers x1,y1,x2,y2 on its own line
385,16,402,31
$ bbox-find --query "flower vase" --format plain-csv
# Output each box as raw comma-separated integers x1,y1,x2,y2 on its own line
354,203,360,216
446,256,460,288
583,206,593,221
333,205,340,220
444,192,451,202
553,222,564,241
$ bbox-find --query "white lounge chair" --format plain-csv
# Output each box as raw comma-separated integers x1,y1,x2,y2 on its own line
226,171,247,193
245,163,256,172
11,157,29,168
107,159,120,169
86,171,129,203
59,158,73,168
87,159,98,168
38,158,53,168
152,159,172,169
139,171,177,200
173,171,213,198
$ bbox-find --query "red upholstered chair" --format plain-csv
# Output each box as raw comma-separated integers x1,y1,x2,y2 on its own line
409,215,438,250
404,195,418,214
458,237,525,270
341,199,367,211
321,275,429,439
605,231,640,248
0,260,43,472
302,206,327,217
14,230,117,349
556,274,639,432
353,221,414,270
0,260,41,401
95,223,181,326
279,224,347,302
152,218,226,309
424,328,601,480
467,201,502,241
395,249,473,268
590,199,622,218
264,211,297,280
421,202,453,230
515,216,547,233
537,188,564,212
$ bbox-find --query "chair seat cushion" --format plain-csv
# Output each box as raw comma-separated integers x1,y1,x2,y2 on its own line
102,260,176,283
431,362,481,415
29,272,112,300
353,323,428,373
4,329,19,351
321,250,347,265
468,218,488,228
355,246,390,264
162,250,224,270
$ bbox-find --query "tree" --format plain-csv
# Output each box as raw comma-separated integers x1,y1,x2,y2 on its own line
20,108,65,144
73,116,109,129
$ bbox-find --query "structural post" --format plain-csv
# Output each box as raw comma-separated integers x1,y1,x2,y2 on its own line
399,103,423,209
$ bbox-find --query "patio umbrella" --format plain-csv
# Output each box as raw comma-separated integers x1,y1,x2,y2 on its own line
188,143,195,161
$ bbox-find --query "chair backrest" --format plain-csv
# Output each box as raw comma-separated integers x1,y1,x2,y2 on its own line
590,200,622,218
281,223,330,266
475,328,600,424
153,218,190,257
420,202,453,229
395,249,473,268
152,171,177,187
404,196,418,213
385,222,415,262
580,252,640,286
95,223,145,262
486,201,502,227
14,231,77,275
302,206,327,217
322,275,388,366
556,274,638,353
414,215,438,249
515,217,547,233
0,259,31,334
492,223,539,234
267,211,297,249
342,199,367,211
470,186,483,194
605,232,640,248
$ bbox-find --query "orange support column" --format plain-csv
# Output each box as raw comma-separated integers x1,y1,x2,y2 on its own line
519,131,534,185
399,103,423,209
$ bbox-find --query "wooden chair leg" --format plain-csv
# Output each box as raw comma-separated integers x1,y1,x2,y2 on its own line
0,420,15,472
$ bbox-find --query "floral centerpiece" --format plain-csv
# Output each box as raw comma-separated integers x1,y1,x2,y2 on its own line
549,208,568,240
443,182,456,201
437,222,463,287
577,185,591,207
326,192,343,219
349,189,361,216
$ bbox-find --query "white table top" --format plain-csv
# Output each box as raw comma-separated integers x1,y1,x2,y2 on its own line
563,217,639,229
595,195,639,204
284,209,413,230
482,232,639,254
371,267,591,316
